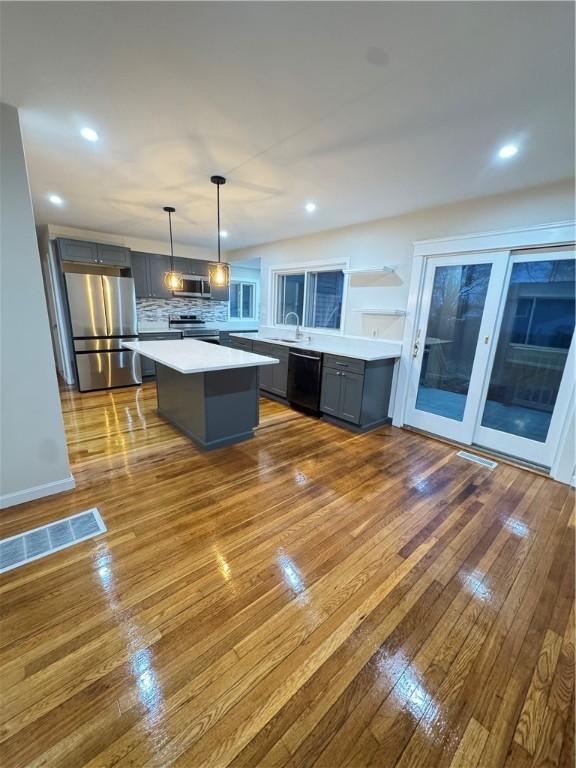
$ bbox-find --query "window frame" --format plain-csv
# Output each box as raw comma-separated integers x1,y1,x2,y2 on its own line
228,280,257,321
271,261,348,334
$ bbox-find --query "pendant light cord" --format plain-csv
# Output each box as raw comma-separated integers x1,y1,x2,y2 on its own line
168,209,175,271
216,183,221,264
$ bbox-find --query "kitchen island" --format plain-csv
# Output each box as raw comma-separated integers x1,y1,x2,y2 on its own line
123,339,278,449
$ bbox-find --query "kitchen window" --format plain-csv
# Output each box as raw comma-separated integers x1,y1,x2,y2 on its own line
230,281,256,320
275,268,345,330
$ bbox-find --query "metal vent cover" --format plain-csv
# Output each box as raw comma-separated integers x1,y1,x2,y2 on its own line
456,450,498,470
0,508,106,574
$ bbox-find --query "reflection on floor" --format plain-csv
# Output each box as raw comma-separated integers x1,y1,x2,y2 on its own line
416,386,551,442
0,382,573,767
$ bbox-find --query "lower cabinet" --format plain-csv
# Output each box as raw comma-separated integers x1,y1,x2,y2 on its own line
138,332,182,377
320,357,394,429
228,336,254,352
252,341,289,398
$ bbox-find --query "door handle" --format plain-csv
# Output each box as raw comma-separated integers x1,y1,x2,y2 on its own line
412,340,420,358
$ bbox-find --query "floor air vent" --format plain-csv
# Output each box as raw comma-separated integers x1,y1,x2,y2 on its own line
0,508,106,574
456,451,498,470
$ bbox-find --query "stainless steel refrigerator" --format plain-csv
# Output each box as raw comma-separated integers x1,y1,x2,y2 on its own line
65,273,142,392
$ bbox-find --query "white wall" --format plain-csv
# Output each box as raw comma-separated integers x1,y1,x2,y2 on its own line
0,103,74,508
229,179,575,341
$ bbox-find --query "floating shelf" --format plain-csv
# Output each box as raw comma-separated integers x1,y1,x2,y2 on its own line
343,265,397,275
352,308,407,316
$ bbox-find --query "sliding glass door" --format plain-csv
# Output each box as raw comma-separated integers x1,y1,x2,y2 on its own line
474,251,575,466
403,253,508,442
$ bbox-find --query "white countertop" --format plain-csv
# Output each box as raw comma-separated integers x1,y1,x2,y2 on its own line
123,339,279,375
230,332,402,361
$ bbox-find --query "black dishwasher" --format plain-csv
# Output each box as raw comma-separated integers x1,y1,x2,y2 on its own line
287,348,323,413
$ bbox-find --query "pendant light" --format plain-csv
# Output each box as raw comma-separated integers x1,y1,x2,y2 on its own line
208,175,230,289
162,206,184,291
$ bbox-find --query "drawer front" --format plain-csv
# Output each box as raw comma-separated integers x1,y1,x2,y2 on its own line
138,332,182,340
252,341,289,361
323,354,365,375
230,337,254,352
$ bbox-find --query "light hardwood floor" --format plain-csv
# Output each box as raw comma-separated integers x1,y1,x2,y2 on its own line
0,382,574,768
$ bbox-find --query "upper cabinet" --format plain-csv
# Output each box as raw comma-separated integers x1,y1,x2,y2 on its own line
210,284,230,302
130,252,152,298
57,238,130,267
131,252,173,299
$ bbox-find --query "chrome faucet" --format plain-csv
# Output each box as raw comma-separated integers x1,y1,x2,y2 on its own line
284,311,304,340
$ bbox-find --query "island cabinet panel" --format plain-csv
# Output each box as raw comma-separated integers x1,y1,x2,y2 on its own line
320,356,394,431
252,341,288,398
155,363,259,450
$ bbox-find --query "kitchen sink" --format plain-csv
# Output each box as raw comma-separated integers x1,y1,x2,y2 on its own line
267,336,299,343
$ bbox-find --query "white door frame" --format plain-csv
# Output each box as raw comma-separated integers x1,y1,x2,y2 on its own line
393,220,576,483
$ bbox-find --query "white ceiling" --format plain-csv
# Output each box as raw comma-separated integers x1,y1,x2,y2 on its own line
1,1,574,249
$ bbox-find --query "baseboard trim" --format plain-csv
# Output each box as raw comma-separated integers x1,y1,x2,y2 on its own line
0,474,76,510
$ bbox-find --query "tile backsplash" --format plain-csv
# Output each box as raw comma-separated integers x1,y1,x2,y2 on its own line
136,297,229,323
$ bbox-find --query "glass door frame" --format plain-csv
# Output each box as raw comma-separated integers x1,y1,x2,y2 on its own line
473,250,576,467
403,251,509,443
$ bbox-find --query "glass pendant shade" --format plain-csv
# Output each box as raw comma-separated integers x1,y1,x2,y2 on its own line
163,271,184,291
162,205,183,293
208,261,230,288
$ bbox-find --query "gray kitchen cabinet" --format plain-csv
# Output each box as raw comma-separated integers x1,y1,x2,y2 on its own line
148,254,173,299
97,244,131,267
210,282,230,302
320,354,394,430
229,336,254,352
339,371,364,423
57,238,130,266
137,331,182,377
130,252,173,299
58,238,99,264
319,367,342,416
252,341,288,398
130,252,151,298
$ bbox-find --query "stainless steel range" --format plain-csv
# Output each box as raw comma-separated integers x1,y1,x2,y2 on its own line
168,314,220,344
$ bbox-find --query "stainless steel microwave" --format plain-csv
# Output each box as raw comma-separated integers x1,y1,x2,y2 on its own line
173,274,211,298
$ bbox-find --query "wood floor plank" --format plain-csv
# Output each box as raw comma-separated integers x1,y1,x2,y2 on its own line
448,717,489,768
0,382,573,768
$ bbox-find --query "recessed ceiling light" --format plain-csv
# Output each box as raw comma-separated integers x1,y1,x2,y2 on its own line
219,230,228,238
305,202,317,213
80,127,99,142
48,194,63,206
498,144,518,159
